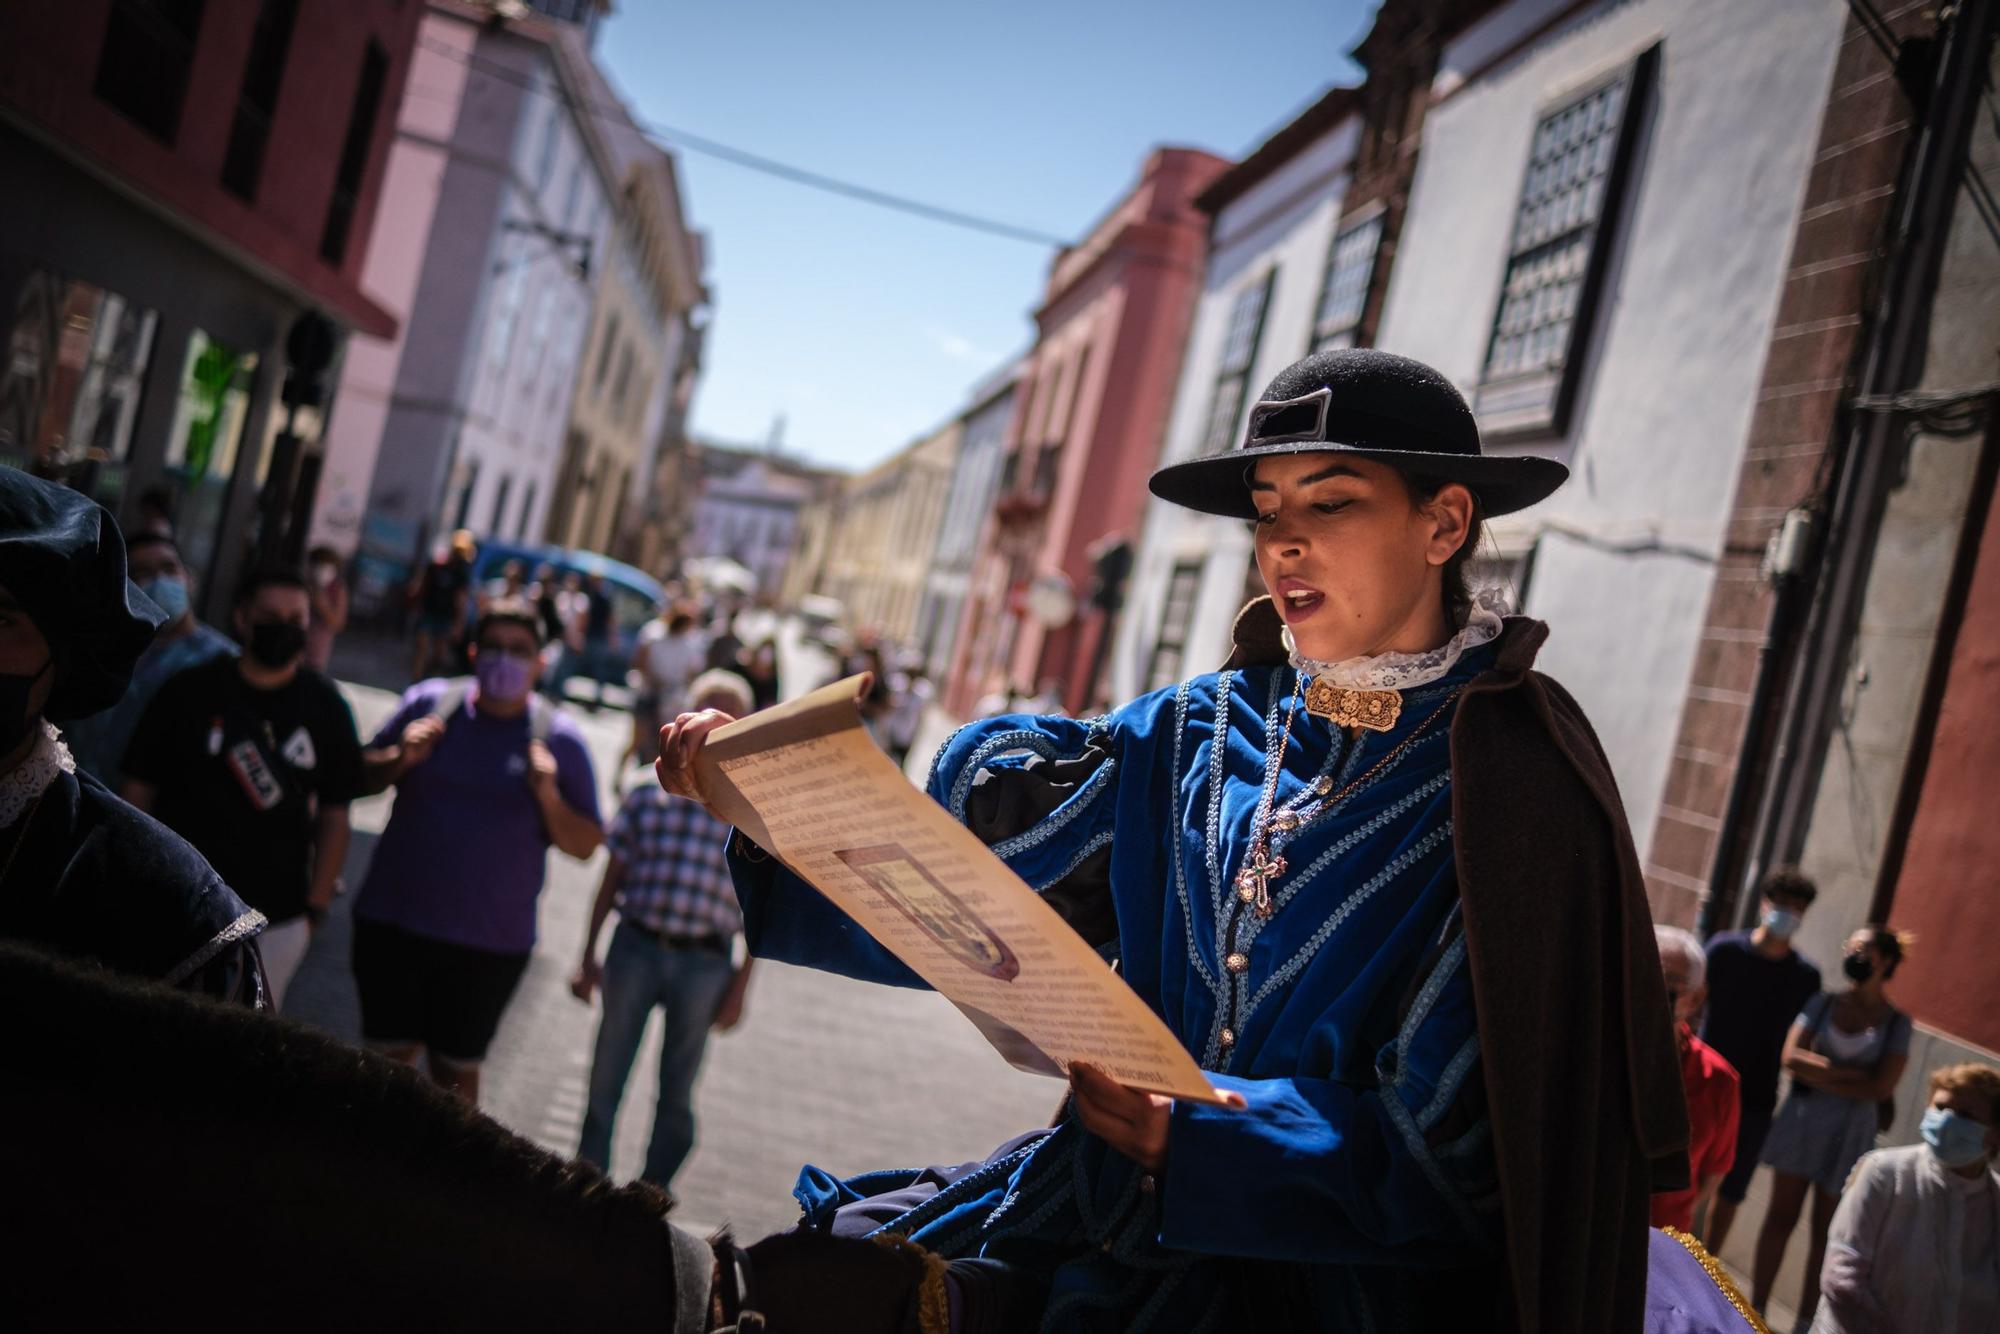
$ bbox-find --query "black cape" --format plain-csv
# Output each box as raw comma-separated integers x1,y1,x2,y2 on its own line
1228,600,1689,1332
0,767,265,1006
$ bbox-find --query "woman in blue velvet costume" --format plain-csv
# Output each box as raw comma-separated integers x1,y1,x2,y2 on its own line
660,350,1690,1332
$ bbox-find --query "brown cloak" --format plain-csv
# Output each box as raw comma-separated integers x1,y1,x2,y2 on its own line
1227,599,1689,1333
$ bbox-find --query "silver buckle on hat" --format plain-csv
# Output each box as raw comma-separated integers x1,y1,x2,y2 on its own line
1243,387,1332,448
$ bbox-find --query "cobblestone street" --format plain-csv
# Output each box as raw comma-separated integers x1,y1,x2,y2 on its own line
284,665,1059,1241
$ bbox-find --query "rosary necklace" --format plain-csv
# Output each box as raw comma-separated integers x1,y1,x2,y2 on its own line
1233,675,1463,919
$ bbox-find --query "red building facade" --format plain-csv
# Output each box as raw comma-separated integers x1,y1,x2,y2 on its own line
945,147,1227,717
0,0,420,611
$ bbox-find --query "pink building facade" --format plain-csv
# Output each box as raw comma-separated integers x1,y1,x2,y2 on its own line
944,148,1227,717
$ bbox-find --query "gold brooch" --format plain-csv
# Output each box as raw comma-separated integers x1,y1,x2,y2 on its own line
1303,682,1402,733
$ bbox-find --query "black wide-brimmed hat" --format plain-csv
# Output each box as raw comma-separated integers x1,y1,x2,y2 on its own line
1148,348,1568,518
0,469,165,721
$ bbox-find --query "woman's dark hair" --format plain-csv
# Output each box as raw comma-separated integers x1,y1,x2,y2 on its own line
1858,924,1915,978
1400,473,1485,628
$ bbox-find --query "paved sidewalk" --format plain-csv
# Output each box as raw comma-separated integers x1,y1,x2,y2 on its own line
284,674,1059,1241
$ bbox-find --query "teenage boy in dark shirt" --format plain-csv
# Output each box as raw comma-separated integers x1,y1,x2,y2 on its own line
1699,867,1823,1252
124,567,362,1009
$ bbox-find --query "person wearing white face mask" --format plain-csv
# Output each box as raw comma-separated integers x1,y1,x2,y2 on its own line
61,532,234,787
1812,1062,2000,1332
1701,867,1825,1254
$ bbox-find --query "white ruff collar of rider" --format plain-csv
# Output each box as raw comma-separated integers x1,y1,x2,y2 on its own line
0,719,75,829
1286,592,1506,691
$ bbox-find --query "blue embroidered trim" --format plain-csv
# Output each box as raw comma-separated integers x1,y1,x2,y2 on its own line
1033,827,1114,892
981,1127,1073,1230
1168,679,1221,1009
1217,671,1290,947
989,755,1118,860
1128,1267,1191,1331
1435,1117,1493,1163
1187,1285,1229,1334
986,1138,1081,1245
1417,1034,1483,1133
1255,771,1452,927
1197,677,1233,1015
1270,725,1447,863
1241,822,1454,1022
1397,932,1468,1051
870,1138,1044,1244
924,718,976,798
1378,1049,1488,1242
1200,672,1233,934
947,728,1054,820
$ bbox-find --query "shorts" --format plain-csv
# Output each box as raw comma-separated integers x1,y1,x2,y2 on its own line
351,917,530,1064
1761,1087,1879,1197
1719,1101,1775,1203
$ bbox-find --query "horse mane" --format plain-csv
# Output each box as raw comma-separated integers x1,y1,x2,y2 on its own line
1,940,673,1235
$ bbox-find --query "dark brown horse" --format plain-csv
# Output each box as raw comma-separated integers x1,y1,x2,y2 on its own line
0,942,940,1333
0,943,1760,1332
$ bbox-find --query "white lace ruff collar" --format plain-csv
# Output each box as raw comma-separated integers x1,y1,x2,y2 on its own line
1286,592,1506,691
0,720,75,829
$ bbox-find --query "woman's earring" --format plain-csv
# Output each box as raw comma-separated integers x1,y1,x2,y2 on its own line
1280,624,1296,655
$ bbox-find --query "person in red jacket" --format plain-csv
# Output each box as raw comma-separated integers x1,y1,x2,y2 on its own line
1653,925,1742,1234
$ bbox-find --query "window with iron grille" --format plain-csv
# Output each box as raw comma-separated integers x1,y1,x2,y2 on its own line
94,0,206,145
1147,559,1204,691
1475,47,1656,437
1311,210,1383,353
1200,271,1275,454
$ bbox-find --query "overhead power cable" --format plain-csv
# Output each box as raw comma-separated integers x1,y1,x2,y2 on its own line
414,34,1073,249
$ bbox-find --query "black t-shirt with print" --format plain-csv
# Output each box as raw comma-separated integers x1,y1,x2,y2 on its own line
122,655,362,924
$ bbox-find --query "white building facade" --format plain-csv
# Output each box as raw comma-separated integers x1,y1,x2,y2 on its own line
916,363,1018,679
1374,0,1849,859
310,4,615,591
685,443,830,599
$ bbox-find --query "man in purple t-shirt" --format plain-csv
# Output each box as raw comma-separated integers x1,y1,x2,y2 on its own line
1699,866,1822,1253
353,600,603,1103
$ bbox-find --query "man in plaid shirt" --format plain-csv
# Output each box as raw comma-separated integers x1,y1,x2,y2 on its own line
571,670,754,1190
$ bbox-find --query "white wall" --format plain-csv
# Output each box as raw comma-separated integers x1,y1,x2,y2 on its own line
1107,116,1358,701
1375,0,1846,857
452,62,613,546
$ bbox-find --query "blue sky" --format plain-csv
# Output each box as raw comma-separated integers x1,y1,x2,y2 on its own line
596,0,1372,471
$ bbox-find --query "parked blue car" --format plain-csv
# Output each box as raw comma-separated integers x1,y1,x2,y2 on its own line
468,540,664,692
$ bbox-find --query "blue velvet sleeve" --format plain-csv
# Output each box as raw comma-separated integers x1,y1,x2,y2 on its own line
726,834,926,989
725,709,1127,989
1158,933,1500,1264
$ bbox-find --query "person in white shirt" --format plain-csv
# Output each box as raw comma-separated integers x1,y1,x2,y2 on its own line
1813,1061,2000,1333
625,602,708,766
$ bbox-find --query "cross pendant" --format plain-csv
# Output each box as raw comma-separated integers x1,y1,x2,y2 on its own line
1234,847,1287,919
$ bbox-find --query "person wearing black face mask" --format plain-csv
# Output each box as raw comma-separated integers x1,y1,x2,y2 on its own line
122,567,363,1009
0,467,265,1005
1753,925,1915,1328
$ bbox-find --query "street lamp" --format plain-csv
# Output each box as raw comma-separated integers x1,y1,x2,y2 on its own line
497,218,593,282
